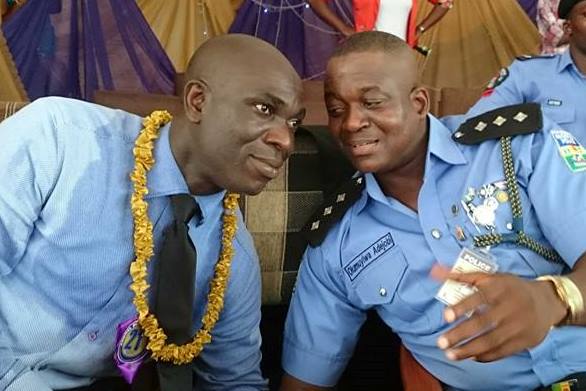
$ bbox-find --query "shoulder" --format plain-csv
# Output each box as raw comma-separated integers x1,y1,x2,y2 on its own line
303,176,365,248
454,103,543,145
515,54,557,62
27,97,142,142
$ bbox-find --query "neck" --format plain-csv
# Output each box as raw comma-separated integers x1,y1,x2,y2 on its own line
570,44,586,76
375,130,428,212
169,116,221,195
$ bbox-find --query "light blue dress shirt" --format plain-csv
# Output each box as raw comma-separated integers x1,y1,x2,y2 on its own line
0,97,267,391
283,114,586,390
468,50,586,143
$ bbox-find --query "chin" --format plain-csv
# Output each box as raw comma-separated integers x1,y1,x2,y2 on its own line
227,178,269,196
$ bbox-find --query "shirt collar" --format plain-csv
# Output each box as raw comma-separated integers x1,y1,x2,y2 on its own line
356,115,467,213
144,123,225,223
558,49,575,74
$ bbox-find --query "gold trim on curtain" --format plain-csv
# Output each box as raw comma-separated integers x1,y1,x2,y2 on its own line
137,0,240,73
416,0,540,89
0,29,28,101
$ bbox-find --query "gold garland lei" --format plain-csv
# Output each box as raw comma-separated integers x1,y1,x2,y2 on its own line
129,110,239,365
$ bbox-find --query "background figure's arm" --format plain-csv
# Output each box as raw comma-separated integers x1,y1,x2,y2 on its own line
415,0,452,37
307,0,355,37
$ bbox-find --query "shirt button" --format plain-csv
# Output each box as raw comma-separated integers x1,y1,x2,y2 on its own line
506,222,513,230
379,288,387,297
431,229,442,239
88,331,98,342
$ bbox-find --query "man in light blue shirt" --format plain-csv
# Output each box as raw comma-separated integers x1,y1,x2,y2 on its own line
467,0,586,143
0,35,305,390
281,31,586,391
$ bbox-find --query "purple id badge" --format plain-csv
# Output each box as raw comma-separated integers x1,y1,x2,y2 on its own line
114,316,149,383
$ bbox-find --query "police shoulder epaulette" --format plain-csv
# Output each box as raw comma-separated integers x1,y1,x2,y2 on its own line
303,175,365,247
453,103,542,145
516,54,556,61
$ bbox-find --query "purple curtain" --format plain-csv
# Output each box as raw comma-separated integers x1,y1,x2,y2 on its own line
2,0,175,100
230,0,353,79
517,0,538,23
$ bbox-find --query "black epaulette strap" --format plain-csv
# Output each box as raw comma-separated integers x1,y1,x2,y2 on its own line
516,54,555,61
452,103,542,145
303,176,365,247
453,103,562,264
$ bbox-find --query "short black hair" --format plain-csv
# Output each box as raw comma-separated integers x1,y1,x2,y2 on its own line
558,0,586,19
331,31,410,59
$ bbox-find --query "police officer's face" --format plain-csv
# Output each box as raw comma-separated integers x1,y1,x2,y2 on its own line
324,50,428,175
188,67,304,195
568,1,586,53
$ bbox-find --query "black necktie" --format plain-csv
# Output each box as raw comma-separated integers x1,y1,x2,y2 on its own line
153,194,199,391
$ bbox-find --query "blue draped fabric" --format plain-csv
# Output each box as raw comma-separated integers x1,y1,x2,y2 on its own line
517,0,538,23
2,0,175,100
230,0,353,79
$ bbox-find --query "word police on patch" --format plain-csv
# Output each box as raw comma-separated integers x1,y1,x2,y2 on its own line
344,233,395,280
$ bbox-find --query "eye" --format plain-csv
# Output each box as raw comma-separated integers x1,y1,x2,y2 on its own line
287,118,302,129
363,100,382,109
326,106,345,118
254,103,274,116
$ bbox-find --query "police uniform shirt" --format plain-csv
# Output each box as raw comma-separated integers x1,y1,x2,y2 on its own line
468,50,586,144
282,115,586,390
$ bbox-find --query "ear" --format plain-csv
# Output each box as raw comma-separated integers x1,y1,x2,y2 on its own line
563,20,572,36
183,80,207,124
410,86,430,118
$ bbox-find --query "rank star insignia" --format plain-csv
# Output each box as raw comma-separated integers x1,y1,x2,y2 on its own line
323,206,332,216
492,116,507,126
311,221,320,230
513,112,527,122
474,121,488,132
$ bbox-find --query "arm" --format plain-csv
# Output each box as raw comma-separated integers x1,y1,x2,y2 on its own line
193,238,268,390
0,101,58,390
280,245,365,389
307,0,354,37
415,1,452,38
466,62,525,117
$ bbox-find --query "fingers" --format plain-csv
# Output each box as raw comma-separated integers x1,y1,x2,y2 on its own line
440,318,524,362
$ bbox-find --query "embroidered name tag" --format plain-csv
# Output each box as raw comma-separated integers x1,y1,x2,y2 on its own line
344,233,395,280
551,129,586,173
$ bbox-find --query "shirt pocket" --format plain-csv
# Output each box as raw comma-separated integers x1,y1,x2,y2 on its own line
542,104,576,126
352,247,433,336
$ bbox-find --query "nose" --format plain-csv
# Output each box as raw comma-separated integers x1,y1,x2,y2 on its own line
343,105,369,133
264,120,295,157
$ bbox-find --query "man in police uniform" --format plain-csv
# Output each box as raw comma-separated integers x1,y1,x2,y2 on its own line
467,0,586,143
280,31,586,391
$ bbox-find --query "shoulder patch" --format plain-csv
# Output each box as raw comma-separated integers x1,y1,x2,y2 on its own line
453,103,542,145
516,54,555,61
303,176,365,247
551,129,586,173
482,68,509,97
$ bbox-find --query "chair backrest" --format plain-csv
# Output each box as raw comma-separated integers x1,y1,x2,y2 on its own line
241,126,354,304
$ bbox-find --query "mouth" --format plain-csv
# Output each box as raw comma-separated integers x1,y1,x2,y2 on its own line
344,139,379,156
249,156,283,180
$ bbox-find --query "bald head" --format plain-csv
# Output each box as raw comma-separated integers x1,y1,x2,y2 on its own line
185,34,299,91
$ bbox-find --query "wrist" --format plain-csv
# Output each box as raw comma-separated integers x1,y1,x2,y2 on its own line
536,275,584,326
536,279,569,327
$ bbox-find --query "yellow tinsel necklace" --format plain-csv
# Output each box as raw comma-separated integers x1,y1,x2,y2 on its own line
129,110,239,365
